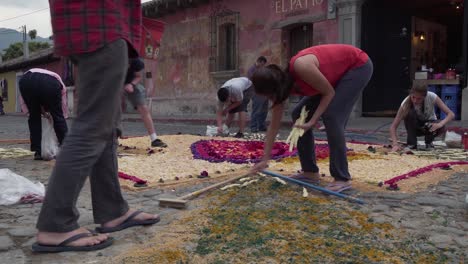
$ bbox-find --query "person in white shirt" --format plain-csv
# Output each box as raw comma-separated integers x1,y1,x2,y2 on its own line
390,83,454,151
216,77,254,138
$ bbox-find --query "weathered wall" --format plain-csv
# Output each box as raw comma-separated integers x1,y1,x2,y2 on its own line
150,0,337,117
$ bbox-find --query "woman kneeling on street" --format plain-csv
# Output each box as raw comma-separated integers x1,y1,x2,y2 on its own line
390,83,454,151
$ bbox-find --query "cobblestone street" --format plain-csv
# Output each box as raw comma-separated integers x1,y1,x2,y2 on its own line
0,115,466,263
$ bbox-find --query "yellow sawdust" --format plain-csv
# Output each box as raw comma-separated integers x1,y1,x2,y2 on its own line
118,135,250,188
0,148,33,159
117,136,466,191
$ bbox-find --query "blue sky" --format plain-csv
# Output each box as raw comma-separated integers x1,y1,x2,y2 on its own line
0,0,153,37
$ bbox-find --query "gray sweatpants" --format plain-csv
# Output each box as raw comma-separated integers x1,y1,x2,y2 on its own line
36,39,129,232
292,59,373,181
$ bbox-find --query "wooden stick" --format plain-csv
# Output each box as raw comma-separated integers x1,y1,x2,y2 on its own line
262,170,365,204
0,139,30,144
158,173,251,209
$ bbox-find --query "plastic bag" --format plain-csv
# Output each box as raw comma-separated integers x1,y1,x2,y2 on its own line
41,117,59,160
0,169,45,205
206,124,229,137
444,131,462,148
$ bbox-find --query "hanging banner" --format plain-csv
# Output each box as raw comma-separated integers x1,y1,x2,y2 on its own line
141,17,166,60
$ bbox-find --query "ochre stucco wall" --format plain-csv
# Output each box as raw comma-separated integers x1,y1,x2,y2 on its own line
0,72,18,113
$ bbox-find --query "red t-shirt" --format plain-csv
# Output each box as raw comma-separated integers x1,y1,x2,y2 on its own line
289,44,369,96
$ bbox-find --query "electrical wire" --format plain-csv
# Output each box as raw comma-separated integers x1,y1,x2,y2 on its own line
0,7,49,23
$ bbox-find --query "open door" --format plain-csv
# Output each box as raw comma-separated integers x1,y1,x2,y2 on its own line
289,24,313,58
288,24,313,104
361,1,412,116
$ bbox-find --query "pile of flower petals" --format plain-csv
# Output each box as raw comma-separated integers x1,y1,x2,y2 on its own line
191,140,297,164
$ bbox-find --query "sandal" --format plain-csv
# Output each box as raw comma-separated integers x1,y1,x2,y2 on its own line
289,174,320,185
95,211,160,233
325,181,352,193
32,232,114,253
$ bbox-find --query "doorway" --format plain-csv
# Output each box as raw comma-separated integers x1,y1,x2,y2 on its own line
361,1,412,116
288,24,313,104
15,72,23,113
361,0,465,116
289,24,313,58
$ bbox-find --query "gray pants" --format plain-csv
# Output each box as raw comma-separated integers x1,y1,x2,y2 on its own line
292,59,373,181
36,39,129,232
250,94,269,131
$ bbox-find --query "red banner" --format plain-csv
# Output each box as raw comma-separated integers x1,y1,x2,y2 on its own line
141,17,165,60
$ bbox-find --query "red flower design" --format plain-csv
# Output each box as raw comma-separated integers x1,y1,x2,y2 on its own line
191,140,353,164
383,161,468,187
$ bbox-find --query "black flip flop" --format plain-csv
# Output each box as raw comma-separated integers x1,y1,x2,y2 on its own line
289,174,321,185
95,211,160,233
325,182,352,193
32,232,114,253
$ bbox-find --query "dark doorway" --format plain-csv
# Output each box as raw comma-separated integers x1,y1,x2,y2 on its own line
361,1,412,116
288,24,314,104
289,24,313,58
361,0,465,116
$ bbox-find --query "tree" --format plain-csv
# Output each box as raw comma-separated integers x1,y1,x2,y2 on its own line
1,41,51,61
28,29,37,40
29,42,50,52
2,42,23,61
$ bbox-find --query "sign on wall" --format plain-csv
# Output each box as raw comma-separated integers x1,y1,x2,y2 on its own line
275,0,325,14
0,78,7,101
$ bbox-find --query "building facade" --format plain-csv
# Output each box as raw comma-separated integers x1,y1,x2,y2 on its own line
143,0,363,117
145,0,468,120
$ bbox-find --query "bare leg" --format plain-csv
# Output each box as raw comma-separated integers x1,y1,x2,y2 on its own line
226,113,235,128
238,111,246,133
137,105,155,135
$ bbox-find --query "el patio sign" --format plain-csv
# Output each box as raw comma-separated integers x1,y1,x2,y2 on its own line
275,0,324,13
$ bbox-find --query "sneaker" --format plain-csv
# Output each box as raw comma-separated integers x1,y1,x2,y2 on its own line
151,139,167,148
234,132,244,138
402,145,417,153
258,127,267,132
34,151,43,160
116,128,123,138
425,143,435,149
251,128,258,133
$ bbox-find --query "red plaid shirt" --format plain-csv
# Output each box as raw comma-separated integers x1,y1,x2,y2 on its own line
49,0,142,57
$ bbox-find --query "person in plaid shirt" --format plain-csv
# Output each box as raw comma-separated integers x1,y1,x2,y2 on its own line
33,0,160,253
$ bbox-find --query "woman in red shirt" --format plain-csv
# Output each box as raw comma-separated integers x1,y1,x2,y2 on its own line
251,44,373,192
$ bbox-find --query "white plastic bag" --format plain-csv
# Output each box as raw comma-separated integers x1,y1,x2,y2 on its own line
206,124,229,137
0,169,45,205
444,131,462,148
41,117,59,160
